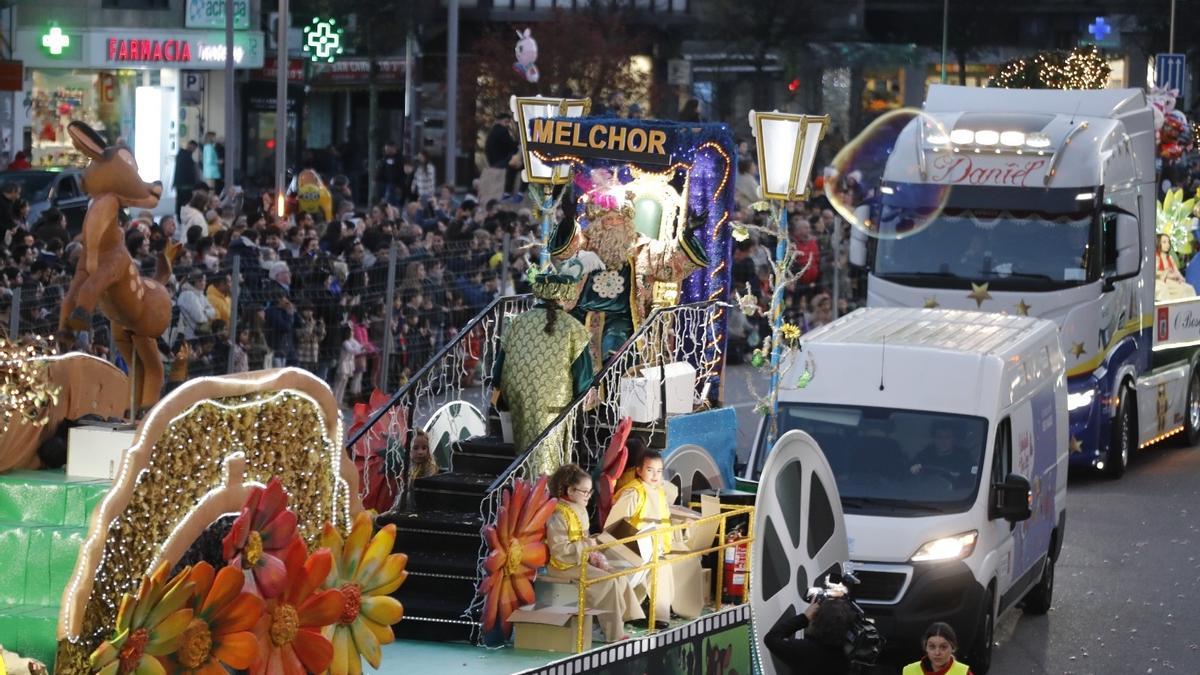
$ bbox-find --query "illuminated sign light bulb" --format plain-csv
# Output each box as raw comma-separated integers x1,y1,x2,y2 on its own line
304,17,344,64
42,25,71,55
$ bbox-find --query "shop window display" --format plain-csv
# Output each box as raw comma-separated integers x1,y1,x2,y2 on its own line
29,70,135,167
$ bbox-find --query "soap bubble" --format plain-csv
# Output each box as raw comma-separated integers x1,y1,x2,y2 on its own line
826,108,952,239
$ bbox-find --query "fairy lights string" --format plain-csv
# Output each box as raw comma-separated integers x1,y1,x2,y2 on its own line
993,45,1110,90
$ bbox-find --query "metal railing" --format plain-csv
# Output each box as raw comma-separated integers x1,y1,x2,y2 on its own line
572,502,756,652
346,293,534,449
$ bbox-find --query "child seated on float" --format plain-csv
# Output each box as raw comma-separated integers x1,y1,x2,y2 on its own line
398,430,439,511
604,450,689,627
545,463,643,642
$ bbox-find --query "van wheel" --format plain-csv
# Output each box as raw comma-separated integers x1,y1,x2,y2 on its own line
1184,367,1200,446
1023,556,1054,615
969,587,995,674
1105,384,1133,479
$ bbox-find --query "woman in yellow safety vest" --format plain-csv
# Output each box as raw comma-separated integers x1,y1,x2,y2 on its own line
544,463,643,642
903,622,973,675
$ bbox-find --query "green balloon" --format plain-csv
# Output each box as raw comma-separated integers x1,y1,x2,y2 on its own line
633,197,662,239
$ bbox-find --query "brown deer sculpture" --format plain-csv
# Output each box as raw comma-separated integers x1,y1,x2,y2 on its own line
58,121,178,413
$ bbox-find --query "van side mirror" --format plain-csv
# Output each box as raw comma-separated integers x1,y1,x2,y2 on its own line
990,473,1032,522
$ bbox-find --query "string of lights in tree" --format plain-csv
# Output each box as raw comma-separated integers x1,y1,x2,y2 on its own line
992,45,1110,90
0,336,59,432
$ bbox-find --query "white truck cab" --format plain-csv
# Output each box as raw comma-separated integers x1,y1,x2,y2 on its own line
745,308,1067,672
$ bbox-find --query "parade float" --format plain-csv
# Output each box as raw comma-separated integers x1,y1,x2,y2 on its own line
0,100,769,673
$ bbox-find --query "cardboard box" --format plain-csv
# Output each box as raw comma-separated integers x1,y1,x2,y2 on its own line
641,362,696,415
534,575,578,607
618,362,697,421
66,424,136,481
510,605,605,653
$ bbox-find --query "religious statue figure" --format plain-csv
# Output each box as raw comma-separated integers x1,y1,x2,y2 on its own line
549,181,710,362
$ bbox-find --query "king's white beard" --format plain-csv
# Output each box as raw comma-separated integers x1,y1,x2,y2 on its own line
585,215,638,269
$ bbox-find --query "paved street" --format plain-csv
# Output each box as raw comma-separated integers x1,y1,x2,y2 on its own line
723,364,1200,674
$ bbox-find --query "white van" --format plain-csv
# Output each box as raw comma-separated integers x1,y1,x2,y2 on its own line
744,308,1068,673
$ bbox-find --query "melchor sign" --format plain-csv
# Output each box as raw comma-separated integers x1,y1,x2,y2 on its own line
527,119,671,166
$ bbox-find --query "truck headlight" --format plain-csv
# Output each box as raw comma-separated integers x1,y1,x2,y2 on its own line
910,531,978,562
1067,390,1094,411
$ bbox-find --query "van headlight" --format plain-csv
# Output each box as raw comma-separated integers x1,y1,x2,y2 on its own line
910,531,978,562
1067,390,1094,411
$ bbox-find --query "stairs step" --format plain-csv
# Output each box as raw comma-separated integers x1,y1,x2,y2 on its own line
412,472,495,512
455,435,516,457
452,452,514,475
0,470,110,527
393,614,478,643
379,508,484,536
0,604,58,666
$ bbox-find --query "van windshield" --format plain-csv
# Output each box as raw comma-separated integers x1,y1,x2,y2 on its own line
762,403,989,516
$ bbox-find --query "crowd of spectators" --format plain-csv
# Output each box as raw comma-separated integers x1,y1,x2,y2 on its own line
0,123,870,402
0,165,548,407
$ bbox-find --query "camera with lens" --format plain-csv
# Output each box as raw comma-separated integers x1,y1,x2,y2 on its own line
807,571,885,669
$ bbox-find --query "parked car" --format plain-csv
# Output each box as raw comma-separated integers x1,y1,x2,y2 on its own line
0,168,88,238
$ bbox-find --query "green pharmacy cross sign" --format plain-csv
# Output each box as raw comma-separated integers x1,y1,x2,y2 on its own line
304,17,343,63
42,25,71,56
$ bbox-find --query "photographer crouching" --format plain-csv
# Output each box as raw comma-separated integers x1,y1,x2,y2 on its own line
764,574,883,675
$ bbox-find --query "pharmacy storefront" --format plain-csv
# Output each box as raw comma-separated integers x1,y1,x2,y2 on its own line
14,27,263,189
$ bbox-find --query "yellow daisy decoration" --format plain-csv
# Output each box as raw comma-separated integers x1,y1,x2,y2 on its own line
780,322,802,346
321,511,409,675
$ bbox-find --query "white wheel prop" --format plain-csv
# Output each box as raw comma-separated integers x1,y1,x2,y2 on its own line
751,430,849,675
664,443,724,505
423,400,488,470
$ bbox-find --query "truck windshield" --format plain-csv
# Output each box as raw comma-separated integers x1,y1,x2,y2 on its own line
759,403,988,516
873,208,1095,290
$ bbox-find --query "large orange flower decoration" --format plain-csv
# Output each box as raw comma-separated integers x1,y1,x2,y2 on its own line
479,476,557,638
89,561,195,675
168,562,264,674
222,477,299,599
320,511,409,675
597,416,633,526
252,538,346,675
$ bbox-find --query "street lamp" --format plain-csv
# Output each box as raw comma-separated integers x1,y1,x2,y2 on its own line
510,95,591,264
748,110,828,442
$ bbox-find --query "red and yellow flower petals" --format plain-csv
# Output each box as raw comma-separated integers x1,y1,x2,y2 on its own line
328,627,355,675
498,579,517,628
188,562,216,604
221,507,252,561
255,479,289,530
133,656,167,675
362,557,407,596
253,552,289,600
145,608,194,655
143,572,195,628
197,564,244,619
359,595,403,628
93,660,120,675
209,629,258,670
481,583,501,632
520,541,549,569
349,617,383,668
113,594,136,634
355,524,396,583
211,591,264,635
482,547,506,576
291,628,335,673
523,497,558,535
277,642,307,675
260,508,299,551
88,628,127,670
510,573,536,607
340,512,374,575
295,549,335,606
483,525,501,552
299,588,346,628
319,523,346,561
361,613,395,646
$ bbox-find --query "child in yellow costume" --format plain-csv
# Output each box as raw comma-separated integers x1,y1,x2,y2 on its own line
544,464,644,641
604,450,688,626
